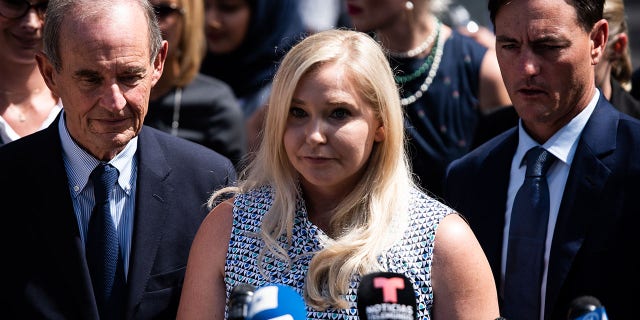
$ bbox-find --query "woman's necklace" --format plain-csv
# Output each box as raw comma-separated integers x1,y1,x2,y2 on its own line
394,21,442,84
398,25,446,106
387,18,441,58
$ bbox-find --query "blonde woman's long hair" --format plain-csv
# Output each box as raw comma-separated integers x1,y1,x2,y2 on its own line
209,29,415,310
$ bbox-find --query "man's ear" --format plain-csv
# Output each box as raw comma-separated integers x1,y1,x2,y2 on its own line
591,18,609,65
35,52,58,94
151,40,169,87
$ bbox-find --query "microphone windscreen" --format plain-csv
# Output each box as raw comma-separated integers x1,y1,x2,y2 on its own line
567,296,608,320
247,284,306,320
357,272,417,320
228,283,256,320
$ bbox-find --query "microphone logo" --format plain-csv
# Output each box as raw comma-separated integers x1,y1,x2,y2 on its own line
373,277,405,303
358,272,418,320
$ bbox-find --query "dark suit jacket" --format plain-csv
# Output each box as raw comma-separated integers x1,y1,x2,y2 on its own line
444,97,640,319
0,116,236,319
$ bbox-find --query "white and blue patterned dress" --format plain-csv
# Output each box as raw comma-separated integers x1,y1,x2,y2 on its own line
224,185,453,319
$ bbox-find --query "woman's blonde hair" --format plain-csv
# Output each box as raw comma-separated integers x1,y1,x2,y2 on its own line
173,0,206,87
604,0,633,87
209,29,415,310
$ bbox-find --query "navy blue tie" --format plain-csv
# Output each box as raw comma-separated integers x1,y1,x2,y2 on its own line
86,163,124,319
503,147,556,320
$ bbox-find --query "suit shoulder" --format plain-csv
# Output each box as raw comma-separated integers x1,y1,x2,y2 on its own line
142,126,233,163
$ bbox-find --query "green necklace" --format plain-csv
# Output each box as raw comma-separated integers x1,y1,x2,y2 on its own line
394,20,442,85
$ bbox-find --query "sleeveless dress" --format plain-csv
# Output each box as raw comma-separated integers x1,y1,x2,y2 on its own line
392,30,487,199
224,185,453,319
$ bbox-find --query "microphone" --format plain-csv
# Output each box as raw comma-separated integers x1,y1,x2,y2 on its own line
567,296,609,320
357,272,418,320
246,284,306,320
228,283,256,320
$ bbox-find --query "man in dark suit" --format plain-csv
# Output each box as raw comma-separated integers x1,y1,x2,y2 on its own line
444,0,640,319
0,0,236,319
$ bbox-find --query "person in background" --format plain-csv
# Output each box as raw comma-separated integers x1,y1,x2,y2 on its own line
346,0,511,199
444,0,640,319
0,0,236,318
595,0,640,118
177,29,499,319
201,0,306,152
0,0,61,145
145,0,247,167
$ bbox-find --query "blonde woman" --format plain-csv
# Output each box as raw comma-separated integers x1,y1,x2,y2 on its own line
177,29,499,319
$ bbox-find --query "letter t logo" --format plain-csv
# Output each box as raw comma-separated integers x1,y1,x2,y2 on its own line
373,277,405,303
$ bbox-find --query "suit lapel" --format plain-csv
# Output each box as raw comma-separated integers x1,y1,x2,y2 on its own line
545,98,616,315
33,120,99,318
125,128,173,316
477,131,518,284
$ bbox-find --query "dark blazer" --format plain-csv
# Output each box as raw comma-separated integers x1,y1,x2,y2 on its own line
0,115,236,319
444,97,640,319
146,73,247,167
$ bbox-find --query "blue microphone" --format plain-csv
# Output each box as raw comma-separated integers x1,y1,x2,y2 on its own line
246,284,306,320
357,272,418,320
567,296,609,320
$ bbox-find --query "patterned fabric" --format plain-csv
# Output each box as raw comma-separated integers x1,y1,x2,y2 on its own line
224,185,452,319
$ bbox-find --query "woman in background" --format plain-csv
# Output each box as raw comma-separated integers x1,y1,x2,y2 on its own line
1,0,60,145
146,0,246,167
346,0,511,198
594,0,640,118
201,0,306,151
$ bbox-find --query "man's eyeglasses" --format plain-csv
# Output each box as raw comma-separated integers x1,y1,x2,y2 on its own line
0,0,47,19
153,3,184,19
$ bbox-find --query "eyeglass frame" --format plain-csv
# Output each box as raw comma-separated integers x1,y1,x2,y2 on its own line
153,3,184,19
0,0,48,19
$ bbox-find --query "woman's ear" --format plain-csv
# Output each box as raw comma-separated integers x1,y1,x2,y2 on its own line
374,125,385,142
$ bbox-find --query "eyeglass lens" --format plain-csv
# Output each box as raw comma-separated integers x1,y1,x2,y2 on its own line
0,0,47,19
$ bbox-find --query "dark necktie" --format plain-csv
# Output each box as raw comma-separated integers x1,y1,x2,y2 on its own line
503,147,556,320
86,163,125,319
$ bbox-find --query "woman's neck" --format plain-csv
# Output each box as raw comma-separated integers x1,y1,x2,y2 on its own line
0,63,59,137
376,13,437,56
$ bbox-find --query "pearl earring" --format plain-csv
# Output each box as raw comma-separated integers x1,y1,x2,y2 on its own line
405,1,414,10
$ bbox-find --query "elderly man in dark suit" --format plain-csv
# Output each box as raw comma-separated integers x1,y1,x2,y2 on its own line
444,0,640,319
0,0,236,319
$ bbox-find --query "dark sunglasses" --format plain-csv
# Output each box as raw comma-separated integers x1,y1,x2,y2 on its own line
153,3,183,19
0,0,47,19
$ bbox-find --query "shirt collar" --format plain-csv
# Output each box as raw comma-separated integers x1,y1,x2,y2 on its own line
58,107,138,196
516,89,600,168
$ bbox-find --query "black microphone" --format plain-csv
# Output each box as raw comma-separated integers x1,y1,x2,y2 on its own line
228,283,256,320
567,296,609,320
357,272,418,320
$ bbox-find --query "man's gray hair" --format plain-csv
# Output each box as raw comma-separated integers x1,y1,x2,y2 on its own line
42,0,163,71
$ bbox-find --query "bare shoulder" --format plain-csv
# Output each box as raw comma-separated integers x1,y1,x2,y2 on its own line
177,198,235,319
433,214,477,255
431,213,500,319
